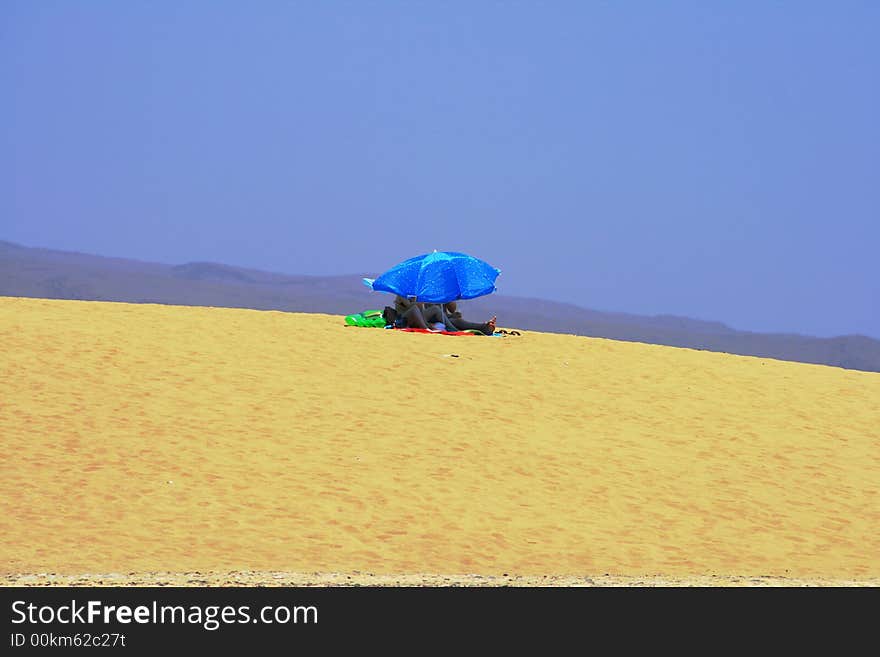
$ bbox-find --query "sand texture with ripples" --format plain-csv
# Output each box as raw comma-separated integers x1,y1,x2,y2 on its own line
2,297,878,586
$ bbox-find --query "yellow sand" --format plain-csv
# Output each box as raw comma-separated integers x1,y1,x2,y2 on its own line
1,296,878,584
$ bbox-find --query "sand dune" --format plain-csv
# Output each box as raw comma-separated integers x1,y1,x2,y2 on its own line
1,296,878,586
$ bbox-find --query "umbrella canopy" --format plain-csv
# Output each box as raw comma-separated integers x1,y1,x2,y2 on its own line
365,251,501,304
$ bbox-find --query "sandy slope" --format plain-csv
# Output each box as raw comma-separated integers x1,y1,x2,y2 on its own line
1,296,878,586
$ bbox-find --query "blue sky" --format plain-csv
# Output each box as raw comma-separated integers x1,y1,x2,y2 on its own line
2,2,878,338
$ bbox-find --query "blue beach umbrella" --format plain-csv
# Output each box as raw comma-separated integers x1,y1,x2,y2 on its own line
364,251,501,304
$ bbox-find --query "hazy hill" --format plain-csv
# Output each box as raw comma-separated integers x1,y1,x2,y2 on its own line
2,239,878,373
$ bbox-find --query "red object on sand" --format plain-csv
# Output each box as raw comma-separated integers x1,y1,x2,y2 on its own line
394,328,481,336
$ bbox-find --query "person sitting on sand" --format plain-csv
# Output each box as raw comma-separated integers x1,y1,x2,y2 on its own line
393,296,496,335
393,295,427,327
392,295,443,330
424,300,497,336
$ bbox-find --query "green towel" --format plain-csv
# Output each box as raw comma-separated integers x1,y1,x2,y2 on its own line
344,310,386,328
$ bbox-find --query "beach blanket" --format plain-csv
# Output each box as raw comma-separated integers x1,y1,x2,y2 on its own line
342,313,477,333
393,327,485,336
344,312,516,336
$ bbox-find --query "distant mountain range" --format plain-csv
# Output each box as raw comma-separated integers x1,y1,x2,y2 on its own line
2,239,879,373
